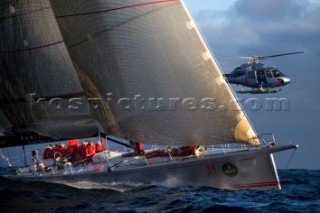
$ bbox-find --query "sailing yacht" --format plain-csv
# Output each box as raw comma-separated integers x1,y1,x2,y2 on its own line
0,0,297,189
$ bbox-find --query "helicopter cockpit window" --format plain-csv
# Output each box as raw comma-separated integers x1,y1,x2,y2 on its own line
272,69,284,77
266,70,273,78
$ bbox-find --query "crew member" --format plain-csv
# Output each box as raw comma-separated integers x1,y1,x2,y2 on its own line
58,143,66,157
132,142,144,155
53,152,65,170
31,150,50,173
85,141,96,164
43,145,52,159
76,141,88,163
95,141,107,153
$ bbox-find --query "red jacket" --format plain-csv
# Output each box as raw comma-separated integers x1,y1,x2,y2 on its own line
64,146,75,158
43,148,52,159
58,146,66,157
86,142,96,157
84,142,96,164
76,144,87,161
67,139,79,147
95,144,107,153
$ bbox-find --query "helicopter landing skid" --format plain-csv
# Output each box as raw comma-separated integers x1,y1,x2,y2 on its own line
237,89,282,94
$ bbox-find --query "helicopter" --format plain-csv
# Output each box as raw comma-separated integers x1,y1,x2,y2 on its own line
224,51,303,94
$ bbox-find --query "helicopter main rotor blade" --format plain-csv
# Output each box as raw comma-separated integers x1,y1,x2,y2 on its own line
259,51,304,60
223,51,303,63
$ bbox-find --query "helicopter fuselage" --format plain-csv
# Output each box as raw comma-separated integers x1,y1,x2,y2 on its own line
224,63,291,89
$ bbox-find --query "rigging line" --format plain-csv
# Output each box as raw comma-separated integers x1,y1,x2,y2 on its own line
55,0,179,19
0,40,64,54
285,148,297,170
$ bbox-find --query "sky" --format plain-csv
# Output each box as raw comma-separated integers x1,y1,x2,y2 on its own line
185,0,320,169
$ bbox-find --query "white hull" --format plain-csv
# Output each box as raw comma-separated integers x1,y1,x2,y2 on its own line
3,145,296,190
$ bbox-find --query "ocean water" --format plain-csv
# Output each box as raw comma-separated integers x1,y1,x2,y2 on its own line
0,170,319,213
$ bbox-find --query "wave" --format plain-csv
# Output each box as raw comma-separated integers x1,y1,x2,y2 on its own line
0,170,319,212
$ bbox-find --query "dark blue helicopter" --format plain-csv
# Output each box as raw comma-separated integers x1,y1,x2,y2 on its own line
224,52,303,94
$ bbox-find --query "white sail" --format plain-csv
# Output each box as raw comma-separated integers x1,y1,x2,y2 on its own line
50,0,259,146
0,0,98,143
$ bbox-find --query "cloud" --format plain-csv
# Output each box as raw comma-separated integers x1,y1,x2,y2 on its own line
194,0,320,61
234,0,307,22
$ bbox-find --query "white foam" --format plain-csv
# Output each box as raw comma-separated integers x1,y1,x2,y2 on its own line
55,180,146,192
151,176,183,188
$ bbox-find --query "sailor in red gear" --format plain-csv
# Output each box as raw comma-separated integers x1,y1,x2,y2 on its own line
137,143,144,153
134,142,144,155
95,141,107,153
64,145,75,159
43,145,53,159
58,143,66,157
76,141,87,162
88,141,96,155
85,141,96,164
178,145,197,156
49,145,59,159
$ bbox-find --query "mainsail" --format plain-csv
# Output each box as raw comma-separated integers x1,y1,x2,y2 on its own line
0,0,98,146
50,0,259,146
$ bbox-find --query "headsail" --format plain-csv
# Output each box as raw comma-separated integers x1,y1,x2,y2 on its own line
0,0,98,146
50,0,258,146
